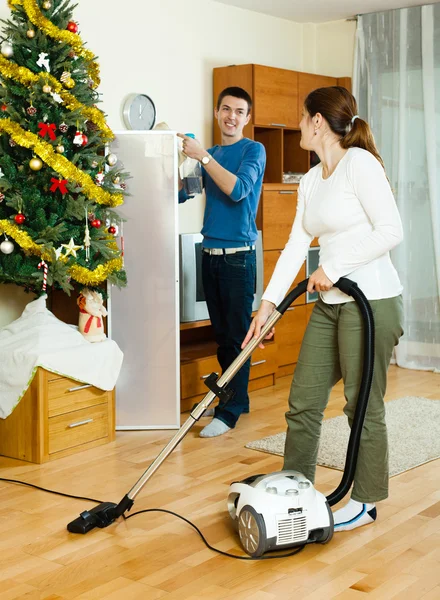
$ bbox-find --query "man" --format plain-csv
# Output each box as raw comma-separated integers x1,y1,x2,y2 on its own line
178,86,266,438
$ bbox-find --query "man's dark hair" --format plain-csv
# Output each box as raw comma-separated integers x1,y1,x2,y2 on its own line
216,87,252,114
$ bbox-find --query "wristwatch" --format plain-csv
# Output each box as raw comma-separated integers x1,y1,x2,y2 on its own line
201,154,211,165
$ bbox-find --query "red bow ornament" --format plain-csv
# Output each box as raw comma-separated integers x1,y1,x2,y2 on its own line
50,178,68,194
38,122,57,140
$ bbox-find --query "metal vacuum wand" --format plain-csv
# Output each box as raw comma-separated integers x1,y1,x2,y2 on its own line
67,306,283,533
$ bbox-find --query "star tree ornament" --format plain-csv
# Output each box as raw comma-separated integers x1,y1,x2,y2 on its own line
61,238,83,258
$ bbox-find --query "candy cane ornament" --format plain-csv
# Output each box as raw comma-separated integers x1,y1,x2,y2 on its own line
38,260,48,291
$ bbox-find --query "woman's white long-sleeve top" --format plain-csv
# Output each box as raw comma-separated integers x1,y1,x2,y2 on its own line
262,147,404,305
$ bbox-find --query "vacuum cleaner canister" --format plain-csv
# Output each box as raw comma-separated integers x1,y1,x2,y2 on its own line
228,470,334,557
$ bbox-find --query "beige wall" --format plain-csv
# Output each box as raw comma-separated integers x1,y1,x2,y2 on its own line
0,0,355,327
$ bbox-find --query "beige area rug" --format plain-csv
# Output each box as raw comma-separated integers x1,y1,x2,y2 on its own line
245,396,440,477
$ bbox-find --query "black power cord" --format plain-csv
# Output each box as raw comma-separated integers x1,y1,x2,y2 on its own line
0,477,104,503
123,508,305,560
0,477,305,560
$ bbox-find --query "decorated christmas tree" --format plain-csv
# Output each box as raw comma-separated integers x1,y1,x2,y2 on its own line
0,0,127,296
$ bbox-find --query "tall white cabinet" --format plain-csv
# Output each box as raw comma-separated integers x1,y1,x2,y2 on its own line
109,131,180,429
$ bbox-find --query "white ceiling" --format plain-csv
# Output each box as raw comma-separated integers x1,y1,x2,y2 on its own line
213,0,439,23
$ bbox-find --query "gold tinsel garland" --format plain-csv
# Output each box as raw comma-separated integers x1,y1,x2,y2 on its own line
7,0,100,88
0,56,113,141
0,219,124,286
0,119,123,207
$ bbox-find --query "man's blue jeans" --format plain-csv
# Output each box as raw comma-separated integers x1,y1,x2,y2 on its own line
202,249,256,428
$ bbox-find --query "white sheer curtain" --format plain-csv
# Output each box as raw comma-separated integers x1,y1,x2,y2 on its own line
354,4,440,372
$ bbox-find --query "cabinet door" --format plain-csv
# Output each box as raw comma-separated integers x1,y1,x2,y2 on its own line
298,73,338,114
262,188,297,250
276,305,307,368
253,66,299,128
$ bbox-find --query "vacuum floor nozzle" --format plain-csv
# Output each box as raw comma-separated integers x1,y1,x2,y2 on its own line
67,502,118,534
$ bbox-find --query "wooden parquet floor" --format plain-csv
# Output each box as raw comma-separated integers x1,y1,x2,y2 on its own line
0,365,439,599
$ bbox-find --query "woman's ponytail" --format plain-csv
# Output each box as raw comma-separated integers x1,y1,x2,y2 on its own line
304,86,386,170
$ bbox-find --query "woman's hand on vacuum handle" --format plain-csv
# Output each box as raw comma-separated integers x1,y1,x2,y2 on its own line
242,300,276,350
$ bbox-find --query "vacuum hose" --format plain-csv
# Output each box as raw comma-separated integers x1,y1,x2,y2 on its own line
278,278,375,506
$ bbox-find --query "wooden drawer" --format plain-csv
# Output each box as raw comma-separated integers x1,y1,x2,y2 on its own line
181,355,219,399
275,305,308,368
48,403,109,455
249,343,278,380
264,253,306,306
262,189,297,250
48,375,108,417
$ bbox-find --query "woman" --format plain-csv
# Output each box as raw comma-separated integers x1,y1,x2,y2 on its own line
243,86,404,531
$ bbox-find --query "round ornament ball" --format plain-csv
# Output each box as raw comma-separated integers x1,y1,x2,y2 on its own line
0,239,14,254
1,43,13,58
56,145,65,154
26,105,37,116
91,219,101,229
112,176,121,185
64,77,75,89
14,213,25,225
42,0,52,8
66,21,78,33
42,84,52,93
81,134,88,146
106,153,117,167
26,29,35,39
0,192,5,202
30,157,43,171
1,104,7,112
108,225,117,235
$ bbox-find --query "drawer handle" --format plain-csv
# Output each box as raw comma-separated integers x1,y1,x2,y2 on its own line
278,191,294,195
251,359,266,367
68,384,93,392
68,418,93,428
201,372,219,380
270,123,286,127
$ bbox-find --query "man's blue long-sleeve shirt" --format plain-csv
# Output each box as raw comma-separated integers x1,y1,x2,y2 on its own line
179,138,266,248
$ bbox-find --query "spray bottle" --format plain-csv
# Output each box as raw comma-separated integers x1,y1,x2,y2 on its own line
181,133,203,195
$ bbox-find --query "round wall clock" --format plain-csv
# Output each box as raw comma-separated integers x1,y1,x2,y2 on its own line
122,93,156,130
